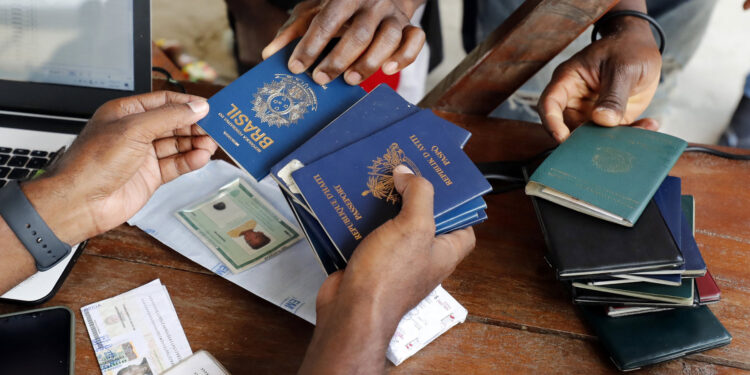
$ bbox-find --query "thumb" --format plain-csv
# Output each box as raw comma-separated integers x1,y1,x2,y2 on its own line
122,99,209,140
392,164,435,226
592,66,635,127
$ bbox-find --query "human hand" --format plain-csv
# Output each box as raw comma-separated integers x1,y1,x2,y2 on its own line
22,91,216,245
299,165,475,374
262,0,426,86
744,0,750,10
538,17,662,143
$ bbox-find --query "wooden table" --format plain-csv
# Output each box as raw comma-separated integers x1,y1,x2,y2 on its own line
1,77,749,374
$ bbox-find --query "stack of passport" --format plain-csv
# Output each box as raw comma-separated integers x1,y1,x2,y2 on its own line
276,87,491,273
196,42,491,275
524,125,731,371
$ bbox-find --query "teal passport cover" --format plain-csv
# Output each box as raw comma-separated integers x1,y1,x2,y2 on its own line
580,306,731,371
528,124,687,226
197,42,365,180
293,110,490,259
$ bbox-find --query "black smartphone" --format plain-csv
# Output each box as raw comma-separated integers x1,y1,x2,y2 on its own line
0,306,75,375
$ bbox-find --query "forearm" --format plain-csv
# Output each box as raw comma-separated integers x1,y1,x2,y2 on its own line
0,217,37,294
299,297,401,374
600,1,655,39
0,177,93,294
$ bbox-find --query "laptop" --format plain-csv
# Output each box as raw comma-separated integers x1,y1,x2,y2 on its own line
0,0,151,303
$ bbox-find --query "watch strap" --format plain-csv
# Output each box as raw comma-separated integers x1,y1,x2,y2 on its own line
0,180,71,271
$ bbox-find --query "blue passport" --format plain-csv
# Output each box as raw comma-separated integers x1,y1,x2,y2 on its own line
282,190,345,275
197,42,365,180
678,195,707,277
272,85,472,205
437,210,487,235
639,176,705,277
436,196,486,227
292,110,491,259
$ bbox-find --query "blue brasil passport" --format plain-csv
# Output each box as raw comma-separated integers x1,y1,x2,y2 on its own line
292,110,491,259
197,42,365,180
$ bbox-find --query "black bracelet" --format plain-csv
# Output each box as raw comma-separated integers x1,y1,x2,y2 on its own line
591,10,666,54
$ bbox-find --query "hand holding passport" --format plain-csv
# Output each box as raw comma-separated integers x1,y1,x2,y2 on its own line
193,42,489,366
524,125,731,370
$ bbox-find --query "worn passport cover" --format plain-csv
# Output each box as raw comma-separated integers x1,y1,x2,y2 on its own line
572,278,695,305
696,270,721,304
526,124,687,227
528,174,684,279
679,195,706,277
282,190,345,275
293,110,491,259
197,42,365,180
580,305,731,371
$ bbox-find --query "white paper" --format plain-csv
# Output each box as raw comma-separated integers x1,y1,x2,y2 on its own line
81,279,192,375
386,285,468,365
128,160,326,323
129,161,468,364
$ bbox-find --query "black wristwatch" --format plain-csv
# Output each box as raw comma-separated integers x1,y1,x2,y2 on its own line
0,180,71,271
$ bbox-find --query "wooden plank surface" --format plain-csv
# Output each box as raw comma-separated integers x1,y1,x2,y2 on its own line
419,0,618,115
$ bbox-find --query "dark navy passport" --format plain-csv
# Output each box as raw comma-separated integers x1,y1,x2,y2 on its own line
272,85,472,205
292,110,491,259
282,190,345,275
197,42,365,180
644,176,706,277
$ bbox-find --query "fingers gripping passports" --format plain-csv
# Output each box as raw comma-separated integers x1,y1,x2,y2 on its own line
291,110,491,260
196,41,365,180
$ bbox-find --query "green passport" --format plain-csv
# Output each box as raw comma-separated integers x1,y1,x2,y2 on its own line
580,306,731,371
526,124,687,227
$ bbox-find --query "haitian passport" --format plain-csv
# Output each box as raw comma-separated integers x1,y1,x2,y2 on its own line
271,86,472,205
197,42,365,180
271,84,419,198
292,110,491,259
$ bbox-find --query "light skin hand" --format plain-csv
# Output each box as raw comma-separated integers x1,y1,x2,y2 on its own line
538,1,662,143
0,91,216,294
261,0,426,86
299,165,476,374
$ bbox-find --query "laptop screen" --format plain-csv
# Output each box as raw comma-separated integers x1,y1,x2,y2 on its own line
0,0,135,92
0,0,149,119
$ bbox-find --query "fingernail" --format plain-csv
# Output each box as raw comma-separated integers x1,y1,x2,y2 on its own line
313,70,331,85
187,100,209,114
594,107,619,124
289,59,304,74
393,164,414,175
382,61,398,75
345,71,362,85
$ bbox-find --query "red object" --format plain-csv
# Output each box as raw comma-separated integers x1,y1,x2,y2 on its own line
696,270,721,304
359,68,400,93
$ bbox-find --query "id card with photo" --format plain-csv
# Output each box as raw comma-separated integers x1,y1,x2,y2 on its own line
176,178,301,273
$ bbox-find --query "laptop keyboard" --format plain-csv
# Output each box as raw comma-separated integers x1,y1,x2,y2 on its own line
0,147,57,188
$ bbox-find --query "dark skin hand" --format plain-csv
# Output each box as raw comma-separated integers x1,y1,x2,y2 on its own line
538,0,662,143
0,91,216,294
299,165,476,374
262,0,426,86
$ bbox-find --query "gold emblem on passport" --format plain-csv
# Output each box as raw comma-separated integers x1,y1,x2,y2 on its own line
252,73,317,127
362,143,421,205
592,146,634,173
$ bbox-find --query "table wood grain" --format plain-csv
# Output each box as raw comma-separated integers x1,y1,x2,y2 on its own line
1,86,748,374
